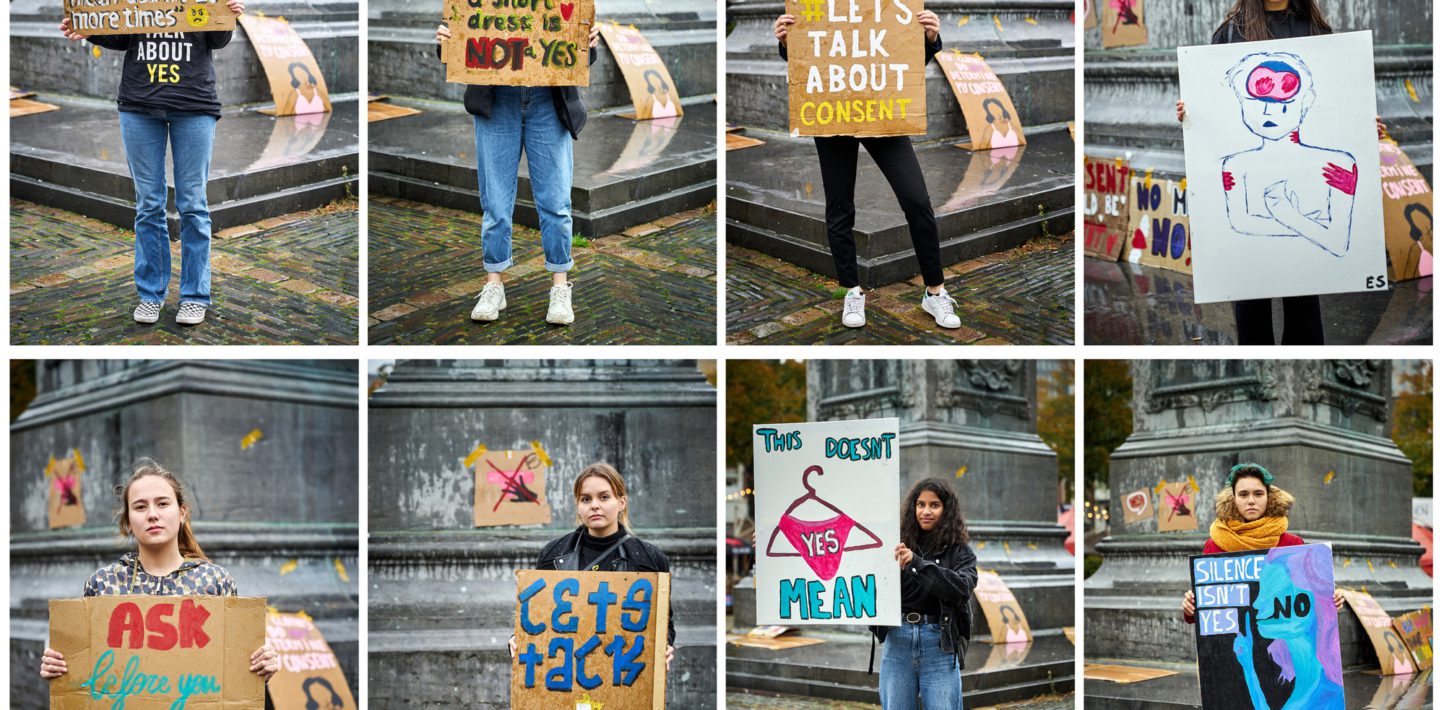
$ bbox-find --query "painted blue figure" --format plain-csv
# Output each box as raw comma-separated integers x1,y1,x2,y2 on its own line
1232,546,1345,710
1220,51,1358,257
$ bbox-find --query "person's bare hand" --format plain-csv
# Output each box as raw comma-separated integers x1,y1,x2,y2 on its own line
1334,590,1345,610
666,645,675,671
774,14,796,42
1376,115,1387,140
589,24,600,48
1176,100,1186,123
918,10,940,43
227,0,246,15
508,634,518,658
894,543,914,568
40,648,67,679
59,17,85,41
249,643,279,681
436,23,452,44
1182,590,1195,616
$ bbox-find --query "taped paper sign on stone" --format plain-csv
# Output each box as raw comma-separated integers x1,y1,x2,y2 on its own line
1100,0,1146,49
935,52,1025,151
975,571,1032,644
237,15,332,116
1379,139,1433,282
1125,177,1192,274
49,595,267,709
265,611,357,710
1120,488,1152,525
1342,590,1419,676
1179,32,1388,303
48,451,87,529
785,0,926,137
598,23,682,120
1190,544,1345,710
753,418,901,626
1393,608,1432,671
65,0,237,35
1156,479,1198,533
1083,157,1131,260
512,570,669,709
442,0,594,87
475,449,551,527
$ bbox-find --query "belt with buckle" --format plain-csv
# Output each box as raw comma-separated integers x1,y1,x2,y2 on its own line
903,612,946,624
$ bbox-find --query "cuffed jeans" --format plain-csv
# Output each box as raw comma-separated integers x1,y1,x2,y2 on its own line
119,110,217,307
880,623,963,710
473,86,575,273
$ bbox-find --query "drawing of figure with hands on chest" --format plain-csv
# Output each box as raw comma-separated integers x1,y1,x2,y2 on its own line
1220,51,1356,257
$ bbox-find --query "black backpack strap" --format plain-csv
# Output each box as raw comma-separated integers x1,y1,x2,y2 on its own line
583,533,632,571
868,633,877,674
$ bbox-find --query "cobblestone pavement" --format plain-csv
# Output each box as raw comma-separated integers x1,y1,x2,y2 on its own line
11,199,359,345
367,197,717,345
727,235,1075,345
725,691,1075,709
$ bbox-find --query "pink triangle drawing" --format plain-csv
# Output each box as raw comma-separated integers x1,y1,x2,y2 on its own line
777,513,857,580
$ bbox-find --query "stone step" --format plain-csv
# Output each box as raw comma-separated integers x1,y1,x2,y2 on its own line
726,127,1073,287
368,99,718,236
1082,662,1434,709
10,95,359,235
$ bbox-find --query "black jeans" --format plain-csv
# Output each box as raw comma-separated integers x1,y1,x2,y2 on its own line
1232,296,1325,345
814,136,943,289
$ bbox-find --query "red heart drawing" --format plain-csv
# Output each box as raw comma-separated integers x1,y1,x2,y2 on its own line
560,3,574,20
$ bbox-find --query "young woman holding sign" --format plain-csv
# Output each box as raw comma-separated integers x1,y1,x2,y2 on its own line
434,23,602,327
1174,0,1387,345
58,1,247,327
38,458,279,682
773,12,962,331
505,462,676,669
873,478,977,708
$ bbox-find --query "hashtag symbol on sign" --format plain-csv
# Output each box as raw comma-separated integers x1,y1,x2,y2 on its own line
800,0,824,22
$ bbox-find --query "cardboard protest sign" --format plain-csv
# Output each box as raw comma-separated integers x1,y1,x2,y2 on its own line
975,571,1032,644
49,595,266,709
1379,139,1433,282
1120,488,1152,525
1393,608,1433,671
237,15,332,116
474,449,551,527
1156,479,1198,533
1083,157,1132,260
1191,544,1345,710
1342,590,1419,676
512,570,669,708
47,451,86,529
1083,0,1097,30
785,0,926,137
1179,32,1388,303
265,611,356,710
1125,177,1193,274
442,0,594,87
753,418,900,626
1100,0,1146,49
64,0,237,36
935,52,1025,151
598,23,683,121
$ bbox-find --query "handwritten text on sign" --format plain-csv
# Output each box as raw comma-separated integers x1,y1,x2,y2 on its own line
443,0,594,87
64,0,237,36
786,0,926,137
512,570,669,709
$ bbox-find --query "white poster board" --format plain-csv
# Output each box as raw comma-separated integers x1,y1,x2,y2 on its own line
753,418,901,627
1178,31,1387,303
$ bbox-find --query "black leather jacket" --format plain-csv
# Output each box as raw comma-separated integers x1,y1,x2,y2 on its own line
434,42,599,140
870,540,978,668
536,526,677,647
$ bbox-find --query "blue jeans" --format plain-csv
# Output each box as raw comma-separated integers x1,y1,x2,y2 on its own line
119,110,217,308
880,623,963,709
473,86,574,273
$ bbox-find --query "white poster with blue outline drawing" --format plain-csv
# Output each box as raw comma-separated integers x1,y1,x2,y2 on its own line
1179,31,1387,303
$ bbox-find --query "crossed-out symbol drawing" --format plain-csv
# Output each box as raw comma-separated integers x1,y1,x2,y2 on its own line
486,455,543,511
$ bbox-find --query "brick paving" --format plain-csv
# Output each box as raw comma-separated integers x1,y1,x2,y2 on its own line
725,691,1075,709
367,197,717,345
10,200,359,345
727,235,1075,345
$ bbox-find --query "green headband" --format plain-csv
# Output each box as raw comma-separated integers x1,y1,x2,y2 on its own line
1228,463,1274,487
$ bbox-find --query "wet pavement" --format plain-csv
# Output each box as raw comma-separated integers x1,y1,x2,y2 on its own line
727,234,1074,345
1083,661,1432,709
1084,258,1433,345
10,199,359,345
367,197,716,345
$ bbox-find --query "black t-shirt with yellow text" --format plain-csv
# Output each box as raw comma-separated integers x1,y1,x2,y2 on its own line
89,31,232,117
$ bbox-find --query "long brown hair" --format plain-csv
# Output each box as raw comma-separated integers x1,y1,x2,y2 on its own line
1221,0,1332,42
115,457,208,561
573,462,630,528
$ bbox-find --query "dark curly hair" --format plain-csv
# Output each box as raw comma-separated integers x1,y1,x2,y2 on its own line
901,478,969,556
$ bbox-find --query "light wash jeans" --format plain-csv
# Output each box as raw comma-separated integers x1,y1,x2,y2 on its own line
880,622,964,709
473,86,575,273
118,110,217,307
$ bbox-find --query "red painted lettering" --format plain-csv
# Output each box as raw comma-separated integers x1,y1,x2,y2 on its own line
146,603,178,650
179,599,212,649
106,602,146,649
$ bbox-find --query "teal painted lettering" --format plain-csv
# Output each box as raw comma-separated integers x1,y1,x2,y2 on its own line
807,580,830,619
780,578,806,619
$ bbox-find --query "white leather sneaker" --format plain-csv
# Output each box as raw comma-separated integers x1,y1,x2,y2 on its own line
546,282,575,325
842,286,866,328
471,282,506,321
921,286,962,329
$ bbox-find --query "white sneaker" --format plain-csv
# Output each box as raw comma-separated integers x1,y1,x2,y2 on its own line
471,282,506,321
133,301,161,324
546,282,575,325
175,302,206,325
921,287,961,329
841,286,866,328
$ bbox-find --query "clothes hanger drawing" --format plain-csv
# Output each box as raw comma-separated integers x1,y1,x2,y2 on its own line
765,464,884,559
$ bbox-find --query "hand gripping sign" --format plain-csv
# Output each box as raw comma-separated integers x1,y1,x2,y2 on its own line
753,418,901,626
49,595,266,709
64,0,238,36
512,570,670,709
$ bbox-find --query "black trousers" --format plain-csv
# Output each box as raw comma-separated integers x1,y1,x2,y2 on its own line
814,136,943,289
1232,296,1325,345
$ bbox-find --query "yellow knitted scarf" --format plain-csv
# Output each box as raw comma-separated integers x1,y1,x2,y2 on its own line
1209,516,1289,552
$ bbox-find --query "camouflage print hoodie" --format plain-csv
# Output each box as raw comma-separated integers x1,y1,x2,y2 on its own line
84,552,237,597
